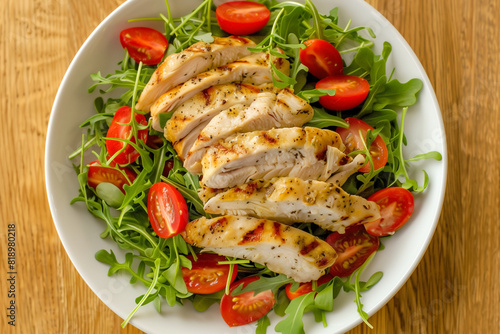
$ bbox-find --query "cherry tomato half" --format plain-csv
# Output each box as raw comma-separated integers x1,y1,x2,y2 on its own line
316,75,370,111
220,276,276,327
299,39,343,79
285,273,333,300
106,106,148,165
326,225,379,277
216,1,271,35
364,187,415,237
181,253,238,294
147,182,189,239
87,161,136,194
119,27,168,65
336,117,388,173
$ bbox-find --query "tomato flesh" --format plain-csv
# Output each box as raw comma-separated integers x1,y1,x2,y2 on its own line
326,225,379,277
87,161,136,194
285,273,333,300
147,182,188,239
364,187,415,237
216,1,271,35
336,117,388,173
220,276,275,327
182,253,238,294
106,106,148,165
119,27,168,65
316,75,370,111
300,39,343,79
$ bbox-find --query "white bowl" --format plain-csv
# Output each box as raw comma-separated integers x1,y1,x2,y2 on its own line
45,0,447,333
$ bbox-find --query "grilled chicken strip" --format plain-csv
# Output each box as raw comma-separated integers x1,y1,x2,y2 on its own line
183,88,314,174
181,215,337,282
201,177,380,234
151,52,290,131
326,154,366,186
173,103,250,162
136,36,255,112
165,83,275,145
200,127,351,189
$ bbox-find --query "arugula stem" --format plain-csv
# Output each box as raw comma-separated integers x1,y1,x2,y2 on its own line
69,136,96,160
168,0,210,35
178,18,207,50
159,13,176,35
117,223,158,250
205,0,212,33
225,262,235,295
275,1,307,9
131,61,143,114
165,0,173,23
353,252,377,329
123,264,156,286
122,258,161,327
339,41,374,55
128,17,164,22
305,0,323,40
269,8,285,50
398,107,410,181
93,203,147,253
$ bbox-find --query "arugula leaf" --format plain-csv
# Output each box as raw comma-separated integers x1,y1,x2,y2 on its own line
305,107,348,129
406,151,443,162
275,292,315,334
313,282,334,311
158,112,174,129
373,78,423,110
233,275,294,296
191,291,224,312
274,289,291,317
297,88,335,104
256,314,272,334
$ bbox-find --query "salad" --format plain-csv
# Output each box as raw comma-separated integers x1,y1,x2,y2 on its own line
69,0,442,333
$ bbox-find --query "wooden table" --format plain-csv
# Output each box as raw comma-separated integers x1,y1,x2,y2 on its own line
1,0,499,333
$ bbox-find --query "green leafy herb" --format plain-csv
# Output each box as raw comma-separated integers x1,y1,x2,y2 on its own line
275,293,315,334
305,107,348,129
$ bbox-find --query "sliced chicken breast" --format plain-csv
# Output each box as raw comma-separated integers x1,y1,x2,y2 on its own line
183,88,314,174
165,83,275,144
151,52,290,131
136,36,255,112
181,215,337,282
326,154,366,186
200,127,349,189
202,177,380,234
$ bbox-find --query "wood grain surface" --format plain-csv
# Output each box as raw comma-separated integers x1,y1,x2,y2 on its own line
1,0,499,333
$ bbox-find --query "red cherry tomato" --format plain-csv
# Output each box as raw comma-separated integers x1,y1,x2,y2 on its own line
106,106,148,165
181,253,238,294
119,27,168,65
316,75,370,111
299,39,343,79
87,161,136,194
147,182,188,239
364,187,415,237
326,225,379,277
216,1,271,35
285,273,333,300
220,276,276,327
336,117,388,173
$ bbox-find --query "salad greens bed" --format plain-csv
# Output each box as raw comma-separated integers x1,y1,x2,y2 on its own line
69,0,442,332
